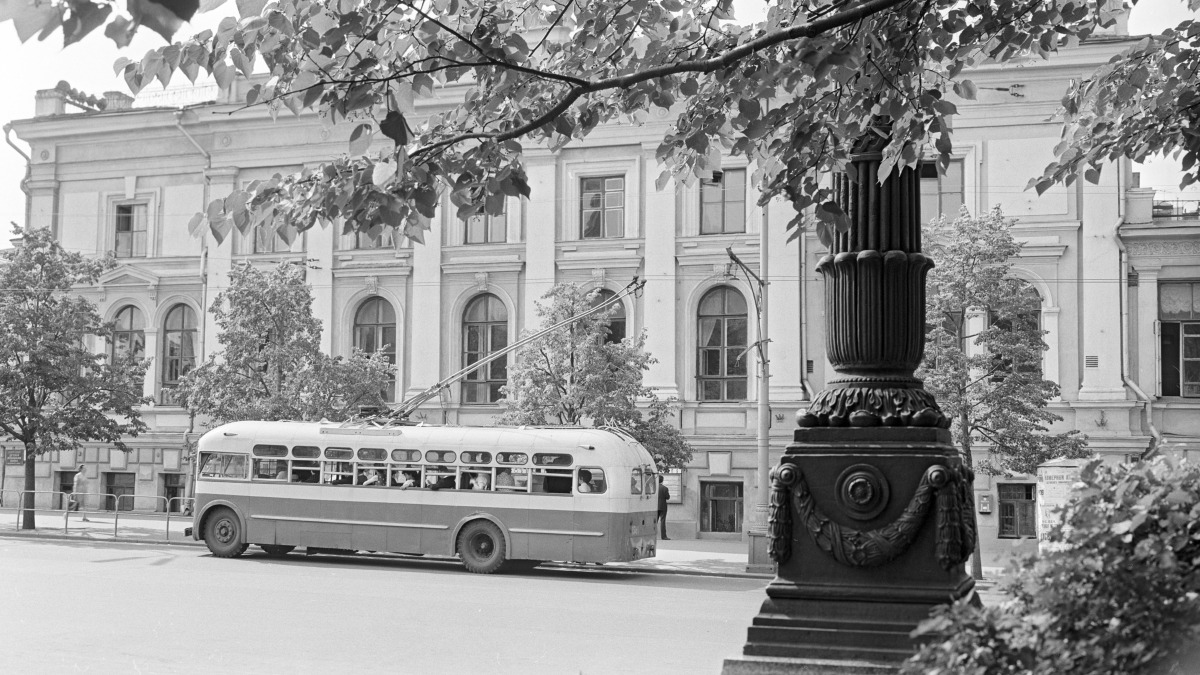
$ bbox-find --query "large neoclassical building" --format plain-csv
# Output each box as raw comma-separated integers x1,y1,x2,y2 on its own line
5,22,1198,566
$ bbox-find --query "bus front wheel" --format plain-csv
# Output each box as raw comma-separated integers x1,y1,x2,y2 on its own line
458,520,506,574
204,508,248,558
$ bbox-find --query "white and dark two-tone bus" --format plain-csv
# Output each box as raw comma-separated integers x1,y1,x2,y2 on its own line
186,420,660,573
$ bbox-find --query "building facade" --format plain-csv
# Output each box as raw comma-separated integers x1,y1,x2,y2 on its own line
6,29,1198,567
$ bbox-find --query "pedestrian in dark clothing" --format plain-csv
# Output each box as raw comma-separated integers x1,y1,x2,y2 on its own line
657,474,670,540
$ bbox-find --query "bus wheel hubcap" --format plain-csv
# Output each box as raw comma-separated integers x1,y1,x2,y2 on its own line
216,521,233,543
473,535,493,557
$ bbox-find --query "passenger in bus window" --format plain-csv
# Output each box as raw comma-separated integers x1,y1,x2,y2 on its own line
393,470,416,489
495,469,515,488
427,474,456,490
360,469,381,486
471,473,491,491
577,469,593,493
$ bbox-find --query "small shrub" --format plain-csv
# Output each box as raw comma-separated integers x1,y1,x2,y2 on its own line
902,454,1200,675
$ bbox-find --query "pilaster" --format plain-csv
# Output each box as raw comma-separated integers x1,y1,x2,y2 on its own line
524,153,557,324
201,167,239,361
406,206,444,398
642,143,679,398
1135,266,1161,395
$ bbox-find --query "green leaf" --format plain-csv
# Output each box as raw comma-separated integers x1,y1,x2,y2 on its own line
348,123,373,156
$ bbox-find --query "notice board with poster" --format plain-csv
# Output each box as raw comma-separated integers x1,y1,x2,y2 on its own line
662,471,683,504
5,448,22,465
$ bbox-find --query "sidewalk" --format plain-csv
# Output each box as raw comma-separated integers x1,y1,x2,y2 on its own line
0,508,1002,592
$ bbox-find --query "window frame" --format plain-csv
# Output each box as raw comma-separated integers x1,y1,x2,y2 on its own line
589,289,627,344
160,304,198,405
919,159,966,221
696,286,750,402
461,294,509,405
113,201,149,258
1159,281,1200,397
580,175,626,240
700,169,747,235
463,202,508,244
997,483,1037,538
110,305,146,361
353,297,398,402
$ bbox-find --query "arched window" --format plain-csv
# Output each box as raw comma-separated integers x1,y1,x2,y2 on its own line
354,297,397,402
161,304,198,404
462,294,508,404
697,287,748,401
590,289,626,343
110,305,145,360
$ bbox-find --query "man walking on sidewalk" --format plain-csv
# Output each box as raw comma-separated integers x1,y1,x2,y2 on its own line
657,475,670,540
72,467,90,521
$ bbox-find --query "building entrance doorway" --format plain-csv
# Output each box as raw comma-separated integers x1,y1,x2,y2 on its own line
163,473,185,512
105,472,135,511
700,481,743,534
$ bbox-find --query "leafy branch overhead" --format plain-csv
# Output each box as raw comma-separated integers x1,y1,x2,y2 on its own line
4,0,1123,245
1034,1,1200,193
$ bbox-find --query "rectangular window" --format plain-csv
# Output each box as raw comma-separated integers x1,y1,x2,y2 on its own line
700,169,746,235
254,226,291,253
464,205,507,244
198,453,248,479
354,228,395,250
700,481,743,533
580,176,624,239
919,160,965,222
997,484,1036,538
1160,281,1200,397
114,203,148,258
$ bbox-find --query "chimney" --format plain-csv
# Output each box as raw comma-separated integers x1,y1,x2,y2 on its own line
104,91,135,111
34,89,67,117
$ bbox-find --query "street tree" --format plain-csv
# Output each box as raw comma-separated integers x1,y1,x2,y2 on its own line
1034,2,1200,193
498,284,691,471
0,226,149,530
1,0,1126,245
176,261,393,424
917,207,1088,577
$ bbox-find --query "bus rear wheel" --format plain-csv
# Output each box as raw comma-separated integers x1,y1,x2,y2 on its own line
260,545,295,557
204,508,248,558
458,520,506,574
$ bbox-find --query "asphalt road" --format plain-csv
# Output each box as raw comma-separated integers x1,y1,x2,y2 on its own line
1,538,768,675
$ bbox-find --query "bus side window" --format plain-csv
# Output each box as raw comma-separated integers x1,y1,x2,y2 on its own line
533,469,572,494
578,467,606,494
199,453,248,479
253,459,288,481
293,460,320,483
631,468,643,495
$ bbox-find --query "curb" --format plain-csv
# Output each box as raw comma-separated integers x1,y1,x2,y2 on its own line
0,530,772,580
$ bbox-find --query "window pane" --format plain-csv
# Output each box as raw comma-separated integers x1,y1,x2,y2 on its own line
583,210,602,238
584,192,603,209
465,326,481,353
701,380,722,400
699,291,724,316
702,182,723,203
1162,284,1194,319
1162,322,1181,396
491,324,507,349
582,178,602,191
1184,335,1200,359
725,202,745,233
725,379,747,400
726,318,748,346
604,177,624,191
724,290,747,315
726,349,746,375
699,318,722,347
489,214,506,243
701,349,722,376
701,204,722,235
466,216,485,243
726,170,746,202
605,209,623,238
604,191,623,209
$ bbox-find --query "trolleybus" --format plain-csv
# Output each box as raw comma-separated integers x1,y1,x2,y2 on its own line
186,420,660,573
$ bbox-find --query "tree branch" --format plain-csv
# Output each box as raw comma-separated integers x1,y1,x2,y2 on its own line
412,0,914,159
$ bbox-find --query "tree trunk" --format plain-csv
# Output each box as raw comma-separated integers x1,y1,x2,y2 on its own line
960,410,983,580
20,440,36,530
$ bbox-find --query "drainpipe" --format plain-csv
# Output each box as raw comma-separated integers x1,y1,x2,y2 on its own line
1113,165,1161,457
4,123,32,232
1114,220,1162,456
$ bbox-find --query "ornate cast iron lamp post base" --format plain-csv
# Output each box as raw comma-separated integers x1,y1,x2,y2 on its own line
724,137,979,674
